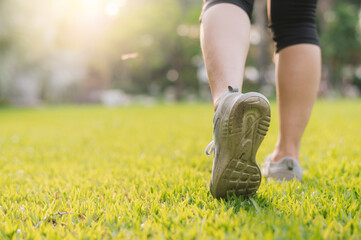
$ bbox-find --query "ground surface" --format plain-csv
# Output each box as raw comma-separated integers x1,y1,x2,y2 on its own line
0,100,361,239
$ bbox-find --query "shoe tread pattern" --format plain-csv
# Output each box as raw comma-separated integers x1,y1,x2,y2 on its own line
215,95,271,198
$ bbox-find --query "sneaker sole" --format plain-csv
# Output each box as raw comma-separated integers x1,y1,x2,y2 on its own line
213,93,271,198
267,170,300,182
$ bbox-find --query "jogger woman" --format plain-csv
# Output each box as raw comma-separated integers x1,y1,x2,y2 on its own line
201,0,321,198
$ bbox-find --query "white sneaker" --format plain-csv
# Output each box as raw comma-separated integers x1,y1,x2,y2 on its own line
261,155,303,182
206,86,271,198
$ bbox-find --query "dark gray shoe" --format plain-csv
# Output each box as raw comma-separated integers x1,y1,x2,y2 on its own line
205,86,271,199
261,155,303,182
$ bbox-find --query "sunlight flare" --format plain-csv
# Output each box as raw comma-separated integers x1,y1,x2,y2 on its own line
105,0,127,16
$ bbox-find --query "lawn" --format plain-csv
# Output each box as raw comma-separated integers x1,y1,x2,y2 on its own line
0,100,361,239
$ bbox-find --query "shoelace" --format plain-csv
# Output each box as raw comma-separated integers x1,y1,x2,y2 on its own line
205,86,239,157
205,140,214,156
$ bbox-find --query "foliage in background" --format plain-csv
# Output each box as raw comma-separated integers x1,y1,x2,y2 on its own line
0,0,361,104
319,0,361,88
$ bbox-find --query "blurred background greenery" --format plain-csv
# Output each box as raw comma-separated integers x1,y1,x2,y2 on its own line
0,0,360,106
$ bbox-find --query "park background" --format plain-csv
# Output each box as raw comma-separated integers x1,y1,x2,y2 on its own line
0,0,361,106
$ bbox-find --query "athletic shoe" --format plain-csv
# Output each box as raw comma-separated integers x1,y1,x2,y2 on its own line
261,155,303,182
205,86,271,198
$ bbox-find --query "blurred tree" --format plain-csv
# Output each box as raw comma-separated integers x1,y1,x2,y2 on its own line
318,0,361,91
98,0,202,99
0,0,361,105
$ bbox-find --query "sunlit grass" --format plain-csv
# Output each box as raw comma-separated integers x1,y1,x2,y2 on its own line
0,100,361,239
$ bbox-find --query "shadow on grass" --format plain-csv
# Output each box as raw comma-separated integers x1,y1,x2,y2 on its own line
217,179,305,214
218,194,275,214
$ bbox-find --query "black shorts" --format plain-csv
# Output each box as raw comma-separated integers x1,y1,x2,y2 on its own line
200,0,319,52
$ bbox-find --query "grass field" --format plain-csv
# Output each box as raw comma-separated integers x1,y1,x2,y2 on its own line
1,100,361,239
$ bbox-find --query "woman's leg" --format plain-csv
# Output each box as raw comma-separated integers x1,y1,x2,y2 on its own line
268,0,321,162
272,44,321,162
201,1,272,198
200,3,251,110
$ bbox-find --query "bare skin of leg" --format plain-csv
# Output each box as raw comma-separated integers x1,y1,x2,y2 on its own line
200,4,250,111
271,44,321,162
201,3,321,163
